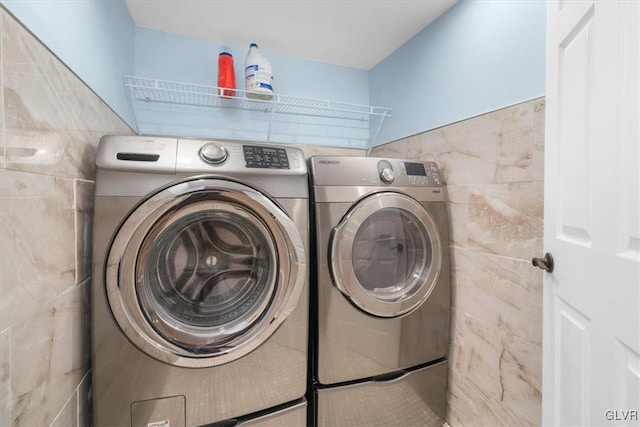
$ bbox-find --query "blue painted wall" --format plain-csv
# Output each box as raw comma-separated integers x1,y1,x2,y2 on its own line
133,27,370,146
135,27,369,103
369,0,546,146
2,0,546,147
2,0,136,128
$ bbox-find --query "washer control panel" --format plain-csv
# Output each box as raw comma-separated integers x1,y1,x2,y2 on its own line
243,145,290,169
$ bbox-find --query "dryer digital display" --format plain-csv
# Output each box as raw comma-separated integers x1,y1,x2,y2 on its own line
404,162,427,176
244,145,290,169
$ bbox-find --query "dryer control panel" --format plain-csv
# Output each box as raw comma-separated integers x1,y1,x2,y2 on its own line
310,156,443,187
403,161,442,186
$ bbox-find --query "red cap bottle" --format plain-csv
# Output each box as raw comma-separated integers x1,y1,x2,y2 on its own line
218,46,236,98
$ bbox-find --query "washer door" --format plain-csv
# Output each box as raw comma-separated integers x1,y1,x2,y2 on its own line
330,192,442,317
105,177,306,368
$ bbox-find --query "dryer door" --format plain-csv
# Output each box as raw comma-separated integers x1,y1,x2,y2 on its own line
105,177,306,367
330,192,442,317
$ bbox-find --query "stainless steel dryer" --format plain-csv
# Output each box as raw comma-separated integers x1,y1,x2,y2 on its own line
92,136,309,427
309,156,450,427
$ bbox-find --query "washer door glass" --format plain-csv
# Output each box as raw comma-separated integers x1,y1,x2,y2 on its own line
106,178,306,367
331,192,442,317
137,202,277,352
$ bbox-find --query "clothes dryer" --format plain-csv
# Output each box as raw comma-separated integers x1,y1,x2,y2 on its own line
92,136,309,426
309,156,450,426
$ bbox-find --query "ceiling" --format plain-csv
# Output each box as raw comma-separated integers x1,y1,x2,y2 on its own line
125,0,458,70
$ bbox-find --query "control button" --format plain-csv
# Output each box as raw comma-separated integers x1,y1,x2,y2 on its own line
200,143,228,165
380,168,395,184
293,159,300,168
290,151,298,158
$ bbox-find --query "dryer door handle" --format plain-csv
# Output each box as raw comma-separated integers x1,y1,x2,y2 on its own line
372,370,409,383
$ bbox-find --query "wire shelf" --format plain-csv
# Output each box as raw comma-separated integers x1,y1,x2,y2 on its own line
124,76,392,144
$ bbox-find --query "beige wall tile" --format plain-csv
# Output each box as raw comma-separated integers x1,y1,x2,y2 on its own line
533,99,545,182
448,374,506,427
0,328,9,427
423,101,535,185
74,179,94,284
451,248,540,344
288,143,365,158
1,12,132,180
9,281,89,427
1,12,131,135
50,392,78,427
0,170,76,331
1,11,64,73
4,129,109,180
372,99,541,187
529,268,544,346
371,135,422,160
446,185,468,248
467,182,544,260
0,14,4,170
448,309,541,426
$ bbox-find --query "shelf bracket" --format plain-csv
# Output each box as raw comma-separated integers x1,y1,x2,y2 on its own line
127,85,141,135
370,112,391,147
265,97,278,143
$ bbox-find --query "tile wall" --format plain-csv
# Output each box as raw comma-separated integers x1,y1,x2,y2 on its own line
371,98,545,426
0,8,133,427
0,9,365,427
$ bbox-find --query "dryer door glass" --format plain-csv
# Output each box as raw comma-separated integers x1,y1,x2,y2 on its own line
331,192,442,317
351,207,431,302
105,178,306,367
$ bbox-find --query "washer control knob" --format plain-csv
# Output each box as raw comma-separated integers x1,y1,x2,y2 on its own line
380,168,395,183
200,143,228,165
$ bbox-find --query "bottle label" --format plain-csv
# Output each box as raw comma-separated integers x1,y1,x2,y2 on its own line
245,64,274,94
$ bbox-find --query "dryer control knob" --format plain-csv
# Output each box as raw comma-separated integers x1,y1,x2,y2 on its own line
200,143,228,165
380,168,395,183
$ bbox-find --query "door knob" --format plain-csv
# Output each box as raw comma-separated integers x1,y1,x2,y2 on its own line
532,253,554,273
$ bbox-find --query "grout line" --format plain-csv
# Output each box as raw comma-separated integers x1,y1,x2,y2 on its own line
76,370,91,427
5,327,11,427
0,166,96,185
449,244,534,264
48,388,76,427
73,179,79,285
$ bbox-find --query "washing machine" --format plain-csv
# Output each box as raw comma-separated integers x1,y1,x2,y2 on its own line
309,156,450,426
92,135,309,427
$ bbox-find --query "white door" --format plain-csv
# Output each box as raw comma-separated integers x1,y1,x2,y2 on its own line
544,1,640,426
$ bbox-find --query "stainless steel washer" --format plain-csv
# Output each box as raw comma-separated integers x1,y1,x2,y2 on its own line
92,136,309,426
309,156,450,427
